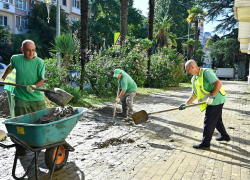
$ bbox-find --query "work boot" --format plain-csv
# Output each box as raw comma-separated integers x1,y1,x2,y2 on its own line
117,112,127,117
124,117,133,122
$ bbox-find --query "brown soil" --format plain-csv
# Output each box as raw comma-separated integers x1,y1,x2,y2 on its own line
93,138,135,148
36,106,77,124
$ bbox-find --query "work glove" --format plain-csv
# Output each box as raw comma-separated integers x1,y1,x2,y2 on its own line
26,85,36,92
179,103,186,110
115,97,120,103
0,77,4,83
0,130,7,142
206,95,214,105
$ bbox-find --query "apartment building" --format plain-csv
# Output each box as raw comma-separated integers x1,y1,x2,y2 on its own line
0,0,87,34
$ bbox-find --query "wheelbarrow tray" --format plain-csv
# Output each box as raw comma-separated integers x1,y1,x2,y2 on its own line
2,107,88,147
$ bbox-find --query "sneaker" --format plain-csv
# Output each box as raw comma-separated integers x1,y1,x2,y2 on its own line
193,144,210,150
215,136,231,142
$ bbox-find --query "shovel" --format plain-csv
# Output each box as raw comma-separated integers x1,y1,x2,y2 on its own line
0,82,73,107
132,102,206,125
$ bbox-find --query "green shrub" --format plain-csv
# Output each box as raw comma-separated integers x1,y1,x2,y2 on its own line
84,37,152,97
61,85,88,104
146,47,186,87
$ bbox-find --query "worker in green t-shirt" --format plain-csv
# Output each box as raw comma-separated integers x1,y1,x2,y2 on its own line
0,40,46,156
113,69,137,122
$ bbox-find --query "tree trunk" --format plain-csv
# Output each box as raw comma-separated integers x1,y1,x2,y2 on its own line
148,0,155,73
120,0,129,47
80,0,89,91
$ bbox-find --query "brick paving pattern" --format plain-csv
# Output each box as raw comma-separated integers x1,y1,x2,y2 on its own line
0,80,249,180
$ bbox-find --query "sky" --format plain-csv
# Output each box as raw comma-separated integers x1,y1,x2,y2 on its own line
132,0,220,36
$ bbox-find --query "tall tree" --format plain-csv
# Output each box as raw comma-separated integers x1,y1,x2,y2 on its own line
119,0,130,47
27,3,69,58
196,0,236,34
148,0,155,73
187,6,206,61
80,0,89,91
154,15,177,47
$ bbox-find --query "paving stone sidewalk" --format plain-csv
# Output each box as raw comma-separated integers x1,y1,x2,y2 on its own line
0,80,249,180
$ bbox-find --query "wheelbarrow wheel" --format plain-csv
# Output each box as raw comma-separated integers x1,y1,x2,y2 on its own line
45,145,69,171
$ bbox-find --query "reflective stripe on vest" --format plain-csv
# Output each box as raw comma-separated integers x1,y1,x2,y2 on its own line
4,69,16,84
192,68,226,112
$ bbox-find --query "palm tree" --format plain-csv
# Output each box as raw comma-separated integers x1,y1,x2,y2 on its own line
186,38,196,60
154,15,177,47
51,33,78,68
187,6,206,61
148,0,155,73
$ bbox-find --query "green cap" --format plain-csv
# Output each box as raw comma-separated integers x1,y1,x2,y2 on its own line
113,69,122,77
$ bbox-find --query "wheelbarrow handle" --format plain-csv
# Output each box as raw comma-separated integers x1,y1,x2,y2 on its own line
0,82,55,93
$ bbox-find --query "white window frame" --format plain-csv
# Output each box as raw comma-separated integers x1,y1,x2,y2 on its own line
16,15,28,28
0,15,8,26
16,0,27,11
2,0,14,4
72,0,80,9
62,0,66,6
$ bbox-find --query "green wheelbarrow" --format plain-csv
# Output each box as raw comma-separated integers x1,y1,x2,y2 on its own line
0,107,88,180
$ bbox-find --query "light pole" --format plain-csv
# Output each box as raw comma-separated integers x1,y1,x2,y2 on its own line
45,0,61,67
56,0,61,67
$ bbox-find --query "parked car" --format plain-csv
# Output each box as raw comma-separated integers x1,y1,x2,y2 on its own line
0,63,7,85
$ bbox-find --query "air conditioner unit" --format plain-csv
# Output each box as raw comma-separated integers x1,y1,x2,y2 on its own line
3,3,10,9
18,26,23,31
31,0,36,4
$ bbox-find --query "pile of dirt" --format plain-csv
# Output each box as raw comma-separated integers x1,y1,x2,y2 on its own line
36,106,77,124
0,91,11,118
93,138,135,149
93,106,116,116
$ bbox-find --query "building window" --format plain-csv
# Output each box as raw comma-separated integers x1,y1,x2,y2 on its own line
63,0,66,6
16,16,28,28
71,16,79,22
2,0,14,4
72,0,80,9
16,0,27,11
0,16,8,26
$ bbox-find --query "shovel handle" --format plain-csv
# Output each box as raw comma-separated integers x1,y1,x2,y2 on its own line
0,82,55,93
148,102,206,115
112,86,120,122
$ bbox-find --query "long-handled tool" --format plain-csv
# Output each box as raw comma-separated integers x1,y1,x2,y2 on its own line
107,86,120,124
0,82,73,107
132,102,206,125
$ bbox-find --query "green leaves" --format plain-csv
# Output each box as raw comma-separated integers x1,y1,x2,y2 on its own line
51,33,78,56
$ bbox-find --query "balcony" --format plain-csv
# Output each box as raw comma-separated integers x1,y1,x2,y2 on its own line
234,0,250,22
240,43,248,53
238,22,250,44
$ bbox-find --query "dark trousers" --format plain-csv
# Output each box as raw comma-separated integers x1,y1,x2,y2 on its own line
201,103,230,146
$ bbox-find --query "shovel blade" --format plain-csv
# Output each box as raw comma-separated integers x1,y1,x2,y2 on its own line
46,88,73,107
132,110,149,125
